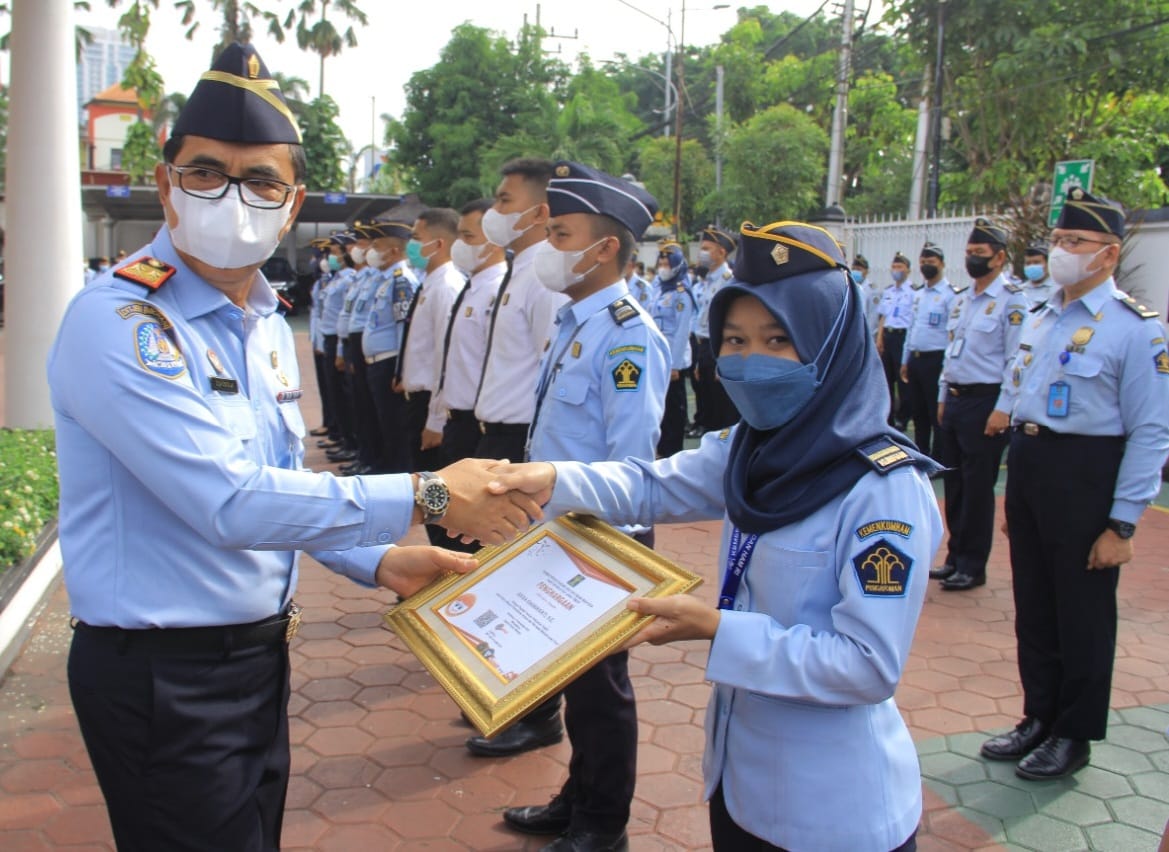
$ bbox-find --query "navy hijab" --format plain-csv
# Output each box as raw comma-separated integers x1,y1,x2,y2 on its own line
709,221,939,535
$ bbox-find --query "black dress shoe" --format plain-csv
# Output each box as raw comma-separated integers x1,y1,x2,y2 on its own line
541,829,629,852
940,571,986,591
317,439,341,449
503,795,572,835
928,563,957,580
1015,735,1090,780
309,426,330,436
340,462,373,476
327,449,358,462
981,717,1049,761
466,715,564,757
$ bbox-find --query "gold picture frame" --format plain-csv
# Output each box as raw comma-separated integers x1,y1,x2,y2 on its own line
383,514,702,737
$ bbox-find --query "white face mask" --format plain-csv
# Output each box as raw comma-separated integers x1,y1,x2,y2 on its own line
533,239,605,293
318,258,330,273
697,249,713,266
349,246,367,264
481,204,539,247
450,238,493,275
1048,245,1108,288
168,186,291,270
364,248,384,268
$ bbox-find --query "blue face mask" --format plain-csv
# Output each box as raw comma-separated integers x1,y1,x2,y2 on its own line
891,269,907,285
1023,263,1046,282
717,353,818,431
327,254,341,272
850,269,864,284
406,238,435,268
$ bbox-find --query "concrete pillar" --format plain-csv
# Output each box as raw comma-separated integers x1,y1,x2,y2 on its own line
5,0,82,428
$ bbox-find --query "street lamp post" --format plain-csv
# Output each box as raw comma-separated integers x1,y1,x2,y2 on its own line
926,0,947,219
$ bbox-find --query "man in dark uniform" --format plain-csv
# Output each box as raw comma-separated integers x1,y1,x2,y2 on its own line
691,225,740,434
980,190,1169,779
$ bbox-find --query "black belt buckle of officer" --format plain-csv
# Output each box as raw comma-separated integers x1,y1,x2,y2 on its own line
1022,422,1041,437
285,601,303,642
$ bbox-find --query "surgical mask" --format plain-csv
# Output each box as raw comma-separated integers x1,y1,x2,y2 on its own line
364,248,383,268
481,205,539,247
964,254,995,279
891,269,907,284
451,238,493,274
168,186,291,270
920,264,939,280
406,238,437,268
1024,263,1046,282
1048,246,1107,288
658,264,679,283
349,246,367,264
533,239,605,293
318,258,330,273
697,249,713,266
98,264,110,273
850,269,864,284
327,254,341,272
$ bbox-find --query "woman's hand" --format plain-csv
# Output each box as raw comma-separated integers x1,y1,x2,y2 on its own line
620,594,721,650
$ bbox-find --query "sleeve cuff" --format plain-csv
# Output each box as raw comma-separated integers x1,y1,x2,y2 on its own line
358,473,416,546
311,545,388,587
1108,499,1147,525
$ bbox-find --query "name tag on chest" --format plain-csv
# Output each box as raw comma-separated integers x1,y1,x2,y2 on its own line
210,377,239,394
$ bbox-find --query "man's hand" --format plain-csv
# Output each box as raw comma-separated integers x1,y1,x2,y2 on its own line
937,402,945,424
375,546,478,598
620,594,721,651
334,355,345,372
671,369,680,381
984,408,1010,437
436,458,548,545
486,461,558,499
421,428,443,451
876,334,884,356
1088,528,1134,570
899,364,909,383
693,363,701,382
392,378,404,394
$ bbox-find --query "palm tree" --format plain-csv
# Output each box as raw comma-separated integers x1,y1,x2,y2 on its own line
293,0,367,98
174,0,292,62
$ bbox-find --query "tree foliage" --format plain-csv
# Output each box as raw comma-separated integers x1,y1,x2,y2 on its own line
298,95,348,191
637,137,713,234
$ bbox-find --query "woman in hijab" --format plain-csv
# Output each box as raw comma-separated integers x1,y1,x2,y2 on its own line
492,221,943,852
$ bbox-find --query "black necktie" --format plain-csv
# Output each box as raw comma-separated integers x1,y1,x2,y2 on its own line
436,278,472,394
473,258,514,407
393,283,424,384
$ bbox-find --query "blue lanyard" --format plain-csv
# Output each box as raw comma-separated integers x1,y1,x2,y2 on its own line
718,527,760,610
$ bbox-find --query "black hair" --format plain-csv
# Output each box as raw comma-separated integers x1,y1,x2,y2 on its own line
590,217,636,269
162,134,307,184
416,207,460,239
500,157,554,192
460,197,494,216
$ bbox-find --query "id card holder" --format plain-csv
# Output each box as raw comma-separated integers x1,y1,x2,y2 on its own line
949,338,965,358
928,311,943,327
1047,381,1070,418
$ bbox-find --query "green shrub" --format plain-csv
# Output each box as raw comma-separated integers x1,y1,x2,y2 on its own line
0,429,58,571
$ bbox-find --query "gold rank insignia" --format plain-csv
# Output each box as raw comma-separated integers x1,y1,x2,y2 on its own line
611,359,642,392
465,306,473,317
571,341,582,358
270,351,280,369
985,300,996,315
114,257,176,291
206,349,226,376
543,338,550,351
1071,327,1094,347
770,244,789,266
1156,350,1169,375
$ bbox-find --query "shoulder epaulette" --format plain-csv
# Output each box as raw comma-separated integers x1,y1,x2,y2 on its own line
1029,301,1047,313
608,297,639,326
675,283,686,292
393,268,403,277
857,437,916,475
722,269,733,281
950,283,969,294
1119,294,1159,319
113,257,175,291
1003,282,1023,294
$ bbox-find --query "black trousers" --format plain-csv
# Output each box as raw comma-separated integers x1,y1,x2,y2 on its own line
322,334,356,451
404,391,444,544
689,334,704,427
880,329,911,425
311,349,336,434
709,784,917,852
694,336,738,431
68,629,290,852
366,358,410,473
934,391,1007,579
905,350,944,457
474,425,528,466
435,413,486,554
1006,431,1124,740
345,333,382,468
658,376,688,457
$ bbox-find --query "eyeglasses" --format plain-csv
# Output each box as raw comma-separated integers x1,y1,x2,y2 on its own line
1049,234,1113,250
167,164,295,210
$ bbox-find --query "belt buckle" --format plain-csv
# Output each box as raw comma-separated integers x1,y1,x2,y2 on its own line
1023,422,1040,437
479,421,487,435
949,387,959,397
285,602,303,642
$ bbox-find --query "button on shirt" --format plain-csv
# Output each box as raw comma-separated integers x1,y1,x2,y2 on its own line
434,261,506,414
528,279,669,466
47,228,415,629
399,260,465,432
362,261,417,357
1000,278,1169,523
474,241,568,425
939,274,1029,406
877,282,914,330
650,276,696,370
696,263,734,339
902,279,957,359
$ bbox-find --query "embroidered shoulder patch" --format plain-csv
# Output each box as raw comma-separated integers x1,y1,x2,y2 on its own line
855,520,913,541
718,428,731,442
1155,350,1169,376
114,257,175,290
608,298,639,326
1007,309,1024,326
857,438,914,474
134,321,186,379
852,538,912,597
612,359,642,392
116,301,172,329
607,344,646,359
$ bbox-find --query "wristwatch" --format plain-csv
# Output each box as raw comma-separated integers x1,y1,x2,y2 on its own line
1106,519,1136,539
414,471,450,525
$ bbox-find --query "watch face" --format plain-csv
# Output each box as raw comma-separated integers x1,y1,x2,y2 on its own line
422,480,450,514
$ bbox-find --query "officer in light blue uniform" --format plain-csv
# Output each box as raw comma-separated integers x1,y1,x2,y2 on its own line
500,161,669,852
982,189,1169,781
494,220,944,852
625,252,651,306
853,254,882,336
1021,241,1056,308
650,240,695,455
46,44,510,852
319,233,358,453
339,223,387,474
306,238,335,438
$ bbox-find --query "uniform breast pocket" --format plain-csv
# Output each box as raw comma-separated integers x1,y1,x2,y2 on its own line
972,315,999,334
747,543,833,629
543,379,592,438
204,395,258,443
278,401,306,439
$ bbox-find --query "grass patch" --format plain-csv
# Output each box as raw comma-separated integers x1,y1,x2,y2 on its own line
0,429,58,572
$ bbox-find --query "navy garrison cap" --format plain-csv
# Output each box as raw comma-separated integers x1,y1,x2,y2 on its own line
327,232,355,247
732,221,848,285
968,217,1008,248
1025,241,1049,257
700,225,736,254
852,253,869,270
920,241,944,260
171,43,301,145
1055,187,1125,238
892,251,911,266
365,221,413,240
547,161,658,239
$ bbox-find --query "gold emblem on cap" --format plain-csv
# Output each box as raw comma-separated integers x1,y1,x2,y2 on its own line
1070,187,1084,200
1071,327,1094,346
247,54,260,79
555,165,570,177
770,244,790,266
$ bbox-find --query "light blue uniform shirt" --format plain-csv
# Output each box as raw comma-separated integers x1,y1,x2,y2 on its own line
1022,278,1057,309
902,278,961,360
346,264,381,334
877,282,914,330
1000,278,1169,523
318,268,350,336
362,261,417,357
545,428,943,852
309,276,324,350
527,279,669,467
47,229,415,629
336,267,372,350
861,276,884,335
690,275,708,337
650,275,695,370
696,263,734,339
628,273,652,308
938,273,1029,407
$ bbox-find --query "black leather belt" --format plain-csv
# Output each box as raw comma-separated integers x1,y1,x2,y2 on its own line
911,349,944,359
73,603,301,654
884,327,907,335
479,421,529,436
448,408,476,422
1012,422,1119,441
948,382,999,397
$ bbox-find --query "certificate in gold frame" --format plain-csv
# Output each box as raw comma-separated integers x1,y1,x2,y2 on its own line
383,514,702,737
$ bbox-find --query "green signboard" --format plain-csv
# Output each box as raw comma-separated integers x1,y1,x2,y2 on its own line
1049,159,1095,227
